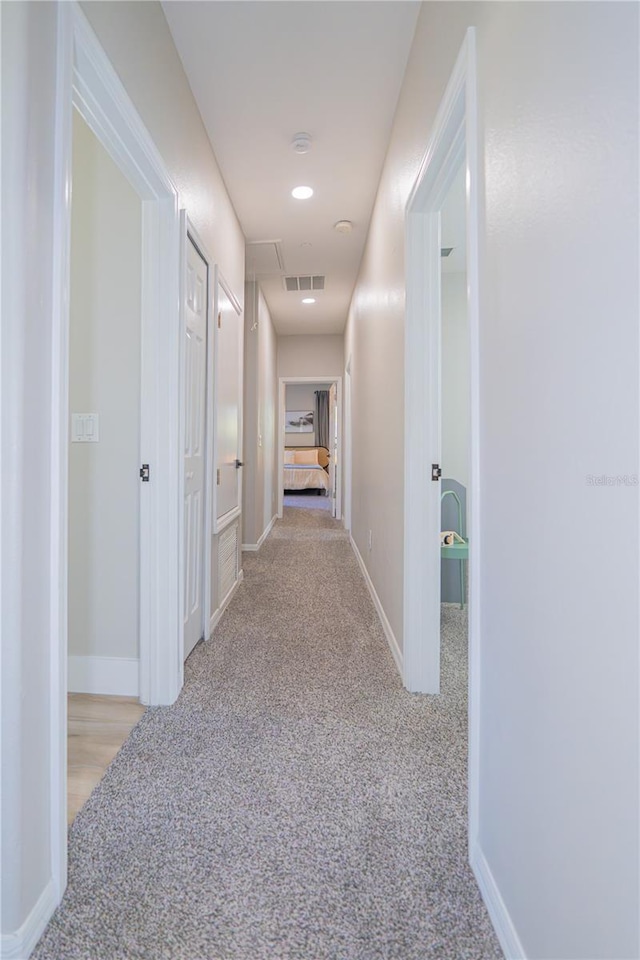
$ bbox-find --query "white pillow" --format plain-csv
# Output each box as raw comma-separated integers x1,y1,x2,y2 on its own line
294,449,319,465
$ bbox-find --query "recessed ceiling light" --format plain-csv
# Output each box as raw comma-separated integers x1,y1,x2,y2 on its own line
292,186,313,200
302,298,316,304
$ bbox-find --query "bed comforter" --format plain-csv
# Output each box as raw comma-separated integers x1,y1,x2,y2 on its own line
283,463,330,492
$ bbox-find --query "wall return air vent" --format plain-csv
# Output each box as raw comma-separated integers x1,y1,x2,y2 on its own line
284,275,325,292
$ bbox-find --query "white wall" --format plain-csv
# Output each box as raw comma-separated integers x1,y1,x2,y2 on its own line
277,334,343,379
242,283,278,547
80,2,244,302
1,0,246,948
441,273,469,490
68,110,141,665
1,0,59,939
346,2,639,958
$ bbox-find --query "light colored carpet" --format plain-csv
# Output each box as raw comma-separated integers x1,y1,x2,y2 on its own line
34,504,502,960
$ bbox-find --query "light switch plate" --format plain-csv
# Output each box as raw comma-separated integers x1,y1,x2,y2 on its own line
72,413,99,442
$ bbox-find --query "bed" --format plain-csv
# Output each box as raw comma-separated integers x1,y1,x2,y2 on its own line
283,446,331,495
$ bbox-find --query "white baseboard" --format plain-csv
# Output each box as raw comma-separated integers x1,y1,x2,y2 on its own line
68,655,139,697
208,570,244,637
470,842,526,959
242,514,277,552
349,534,403,678
1,877,58,959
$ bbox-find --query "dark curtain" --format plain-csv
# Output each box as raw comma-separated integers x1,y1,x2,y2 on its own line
314,390,330,449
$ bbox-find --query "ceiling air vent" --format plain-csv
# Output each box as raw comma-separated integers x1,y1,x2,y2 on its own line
284,275,325,292
441,247,454,257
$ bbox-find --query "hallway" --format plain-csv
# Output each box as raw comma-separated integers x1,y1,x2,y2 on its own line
34,504,500,959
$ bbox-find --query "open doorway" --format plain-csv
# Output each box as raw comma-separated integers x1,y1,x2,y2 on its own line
439,161,470,691
67,109,145,822
402,23,481,860
277,376,342,520
49,3,183,900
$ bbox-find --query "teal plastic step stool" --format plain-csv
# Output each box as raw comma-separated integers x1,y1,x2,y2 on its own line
440,489,468,609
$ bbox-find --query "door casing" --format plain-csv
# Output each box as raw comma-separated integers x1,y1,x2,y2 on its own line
277,376,343,520
212,272,243,534
403,25,481,847
180,219,214,662
50,1,183,906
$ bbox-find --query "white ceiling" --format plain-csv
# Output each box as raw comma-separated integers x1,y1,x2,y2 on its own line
162,1,421,336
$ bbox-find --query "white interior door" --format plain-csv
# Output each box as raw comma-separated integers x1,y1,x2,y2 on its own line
183,237,208,658
329,382,338,519
215,281,242,522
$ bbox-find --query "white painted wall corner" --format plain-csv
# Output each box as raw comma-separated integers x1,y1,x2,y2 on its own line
0,878,57,960
349,534,403,677
242,513,277,552
470,842,526,960
68,656,139,697
208,570,244,638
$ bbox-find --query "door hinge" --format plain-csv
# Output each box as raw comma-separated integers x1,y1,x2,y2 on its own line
216,468,221,485
431,463,442,482
140,463,150,482
217,311,222,329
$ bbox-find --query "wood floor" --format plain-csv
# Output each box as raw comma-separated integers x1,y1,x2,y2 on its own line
68,694,145,825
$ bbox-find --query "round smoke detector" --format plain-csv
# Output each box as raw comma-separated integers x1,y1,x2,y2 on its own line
334,220,353,235
292,132,312,154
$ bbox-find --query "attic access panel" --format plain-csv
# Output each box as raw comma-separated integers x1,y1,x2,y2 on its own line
246,240,284,276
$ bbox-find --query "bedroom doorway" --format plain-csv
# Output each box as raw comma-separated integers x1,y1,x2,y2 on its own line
402,25,481,848
49,2,183,905
68,108,142,698
277,376,343,520
439,156,470,696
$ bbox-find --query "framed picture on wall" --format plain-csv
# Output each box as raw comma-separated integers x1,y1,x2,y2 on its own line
285,410,314,433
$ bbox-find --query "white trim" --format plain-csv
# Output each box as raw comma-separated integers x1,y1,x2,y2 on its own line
403,30,472,696
277,375,343,520
471,844,527,959
50,0,74,905
61,2,182,710
402,20,486,925
214,505,242,535
208,570,244,637
242,513,277,552
68,656,140,697
349,535,403,678
47,0,183,928
211,268,244,536
343,357,352,532
464,29,482,856
181,218,215,668
0,878,58,960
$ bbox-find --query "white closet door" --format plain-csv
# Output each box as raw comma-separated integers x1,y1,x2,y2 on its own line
329,382,338,519
215,283,242,521
183,238,208,659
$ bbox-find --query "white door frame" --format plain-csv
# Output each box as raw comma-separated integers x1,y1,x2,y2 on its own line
50,1,183,899
343,356,353,532
180,217,214,660
277,376,343,519
402,27,481,837
211,270,243,535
